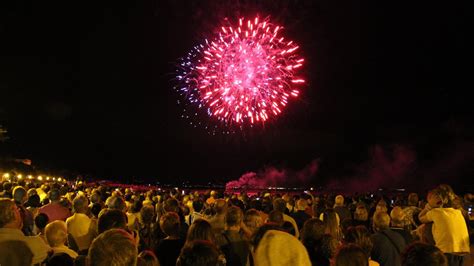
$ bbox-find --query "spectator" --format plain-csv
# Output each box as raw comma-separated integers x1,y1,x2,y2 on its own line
45,220,78,259
97,209,128,234
371,211,406,266
88,228,138,266
66,195,93,252
267,210,284,226
273,198,299,238
177,240,220,266
418,188,470,266
209,199,227,235
243,208,264,237
13,186,34,235
390,206,412,245
345,226,380,266
335,244,369,266
402,193,420,230
254,229,311,266
217,206,250,266
334,195,352,223
401,242,447,266
0,240,34,266
34,212,49,244
154,212,185,266
0,198,50,264
138,250,160,266
39,188,71,222
292,198,312,231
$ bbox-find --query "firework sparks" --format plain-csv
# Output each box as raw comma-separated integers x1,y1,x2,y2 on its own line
176,16,305,130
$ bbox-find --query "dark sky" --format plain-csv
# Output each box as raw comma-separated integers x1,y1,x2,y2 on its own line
1,1,473,188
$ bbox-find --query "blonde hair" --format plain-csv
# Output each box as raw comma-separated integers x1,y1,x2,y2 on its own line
88,229,138,266
45,220,68,247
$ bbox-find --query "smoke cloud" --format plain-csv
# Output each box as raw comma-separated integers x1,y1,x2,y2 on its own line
225,159,320,190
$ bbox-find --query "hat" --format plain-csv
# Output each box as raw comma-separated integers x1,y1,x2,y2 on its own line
254,230,311,266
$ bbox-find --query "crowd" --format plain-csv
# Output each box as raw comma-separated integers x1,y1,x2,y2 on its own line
0,177,472,266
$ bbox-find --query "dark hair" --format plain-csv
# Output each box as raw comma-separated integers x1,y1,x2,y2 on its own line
91,203,102,218
186,219,215,244
35,213,49,230
160,212,180,237
267,210,284,226
344,226,373,257
131,199,143,213
273,198,287,212
282,221,296,236
335,244,368,266
225,206,243,227
402,242,447,266
26,194,41,208
47,253,74,266
177,240,219,266
193,200,204,212
301,218,326,246
253,223,284,247
98,209,128,234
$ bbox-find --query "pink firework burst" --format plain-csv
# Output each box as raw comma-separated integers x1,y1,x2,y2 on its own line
177,16,305,129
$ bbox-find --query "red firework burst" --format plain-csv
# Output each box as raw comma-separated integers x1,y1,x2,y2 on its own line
177,16,305,128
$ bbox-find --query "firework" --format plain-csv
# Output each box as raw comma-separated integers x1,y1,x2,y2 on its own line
176,16,305,131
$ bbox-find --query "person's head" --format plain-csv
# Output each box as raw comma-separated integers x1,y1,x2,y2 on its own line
354,204,368,221
106,195,127,211
91,203,103,218
301,218,326,245
131,199,143,213
140,205,155,225
192,199,204,213
267,210,284,226
344,226,372,258
12,186,27,205
334,195,345,207
35,213,49,231
49,189,61,202
427,189,443,208
137,250,159,266
160,211,180,238
407,193,419,207
390,206,406,227
334,244,368,266
177,240,219,266
186,219,215,244
26,194,41,208
254,230,311,266
0,240,34,266
375,200,388,213
402,242,447,266
163,198,180,213
0,198,21,229
296,198,308,211
373,211,390,231
98,209,128,234
273,198,287,213
323,209,341,239
244,209,263,234
214,199,227,215
225,206,243,228
45,220,68,247
88,229,138,266
73,195,89,214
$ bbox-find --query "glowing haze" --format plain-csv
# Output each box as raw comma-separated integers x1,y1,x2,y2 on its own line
176,16,305,131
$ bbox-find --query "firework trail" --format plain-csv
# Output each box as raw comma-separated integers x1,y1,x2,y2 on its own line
176,16,305,132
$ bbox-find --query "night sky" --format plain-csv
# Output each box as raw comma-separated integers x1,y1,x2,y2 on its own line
1,1,472,190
